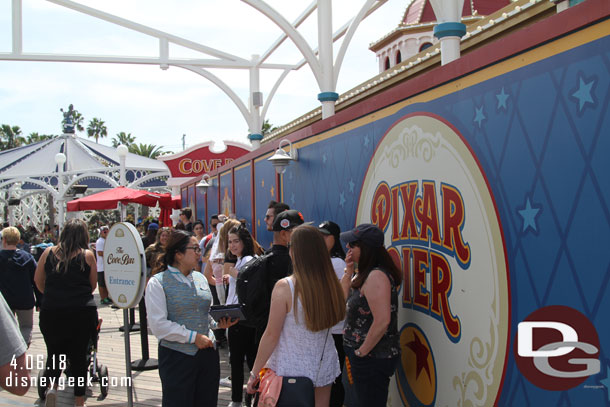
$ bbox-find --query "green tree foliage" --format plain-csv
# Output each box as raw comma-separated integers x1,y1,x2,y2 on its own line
261,119,277,136
86,117,108,143
0,125,26,151
27,132,56,144
129,143,168,159
112,132,136,148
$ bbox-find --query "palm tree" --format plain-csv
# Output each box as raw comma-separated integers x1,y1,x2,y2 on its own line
112,132,136,148
27,132,56,144
261,118,277,136
0,125,26,150
129,143,167,159
86,118,108,143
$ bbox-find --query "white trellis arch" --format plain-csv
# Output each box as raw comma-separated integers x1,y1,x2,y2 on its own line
3,0,387,147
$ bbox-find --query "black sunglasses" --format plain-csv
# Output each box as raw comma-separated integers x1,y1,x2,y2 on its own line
347,241,360,249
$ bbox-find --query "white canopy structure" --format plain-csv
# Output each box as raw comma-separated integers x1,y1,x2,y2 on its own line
0,134,170,231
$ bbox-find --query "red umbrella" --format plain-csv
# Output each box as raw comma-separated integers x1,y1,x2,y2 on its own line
67,186,175,211
158,194,181,227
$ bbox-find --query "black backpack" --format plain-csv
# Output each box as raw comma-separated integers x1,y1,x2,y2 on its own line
236,252,273,328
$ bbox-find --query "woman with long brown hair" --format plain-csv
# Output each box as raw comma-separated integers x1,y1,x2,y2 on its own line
246,225,345,406
34,219,98,407
339,224,402,407
146,227,171,276
224,224,264,407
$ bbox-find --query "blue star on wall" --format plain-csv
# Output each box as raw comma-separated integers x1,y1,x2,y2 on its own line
517,196,542,234
474,106,485,128
496,87,509,111
600,365,610,402
339,191,346,207
572,75,595,112
348,179,355,193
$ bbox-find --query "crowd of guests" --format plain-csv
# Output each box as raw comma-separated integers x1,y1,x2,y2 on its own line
0,203,402,407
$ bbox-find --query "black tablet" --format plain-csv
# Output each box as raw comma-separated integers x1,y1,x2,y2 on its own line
209,304,245,322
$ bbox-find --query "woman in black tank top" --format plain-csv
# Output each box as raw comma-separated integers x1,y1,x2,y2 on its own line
339,224,403,407
34,219,98,407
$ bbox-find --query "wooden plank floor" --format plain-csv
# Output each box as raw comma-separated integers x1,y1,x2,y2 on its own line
0,290,237,407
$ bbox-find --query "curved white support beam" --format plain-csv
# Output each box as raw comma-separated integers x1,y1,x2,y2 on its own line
179,65,254,130
242,0,322,84
0,178,59,199
66,173,120,190
45,0,246,62
259,1,317,65
128,173,169,189
334,0,385,85
262,69,292,120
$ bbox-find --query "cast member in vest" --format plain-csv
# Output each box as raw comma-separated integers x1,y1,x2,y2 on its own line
34,219,98,407
145,229,238,407
339,224,402,407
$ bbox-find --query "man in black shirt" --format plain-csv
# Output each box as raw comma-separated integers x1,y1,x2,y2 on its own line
180,208,193,232
255,209,304,341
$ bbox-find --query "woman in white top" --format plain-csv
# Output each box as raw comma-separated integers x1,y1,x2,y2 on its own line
225,225,264,407
203,220,239,305
317,221,347,407
246,225,346,406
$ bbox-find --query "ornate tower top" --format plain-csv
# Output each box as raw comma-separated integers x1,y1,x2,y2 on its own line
370,0,510,73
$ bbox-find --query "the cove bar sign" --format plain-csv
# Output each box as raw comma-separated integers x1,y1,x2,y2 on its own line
159,141,252,178
104,222,146,309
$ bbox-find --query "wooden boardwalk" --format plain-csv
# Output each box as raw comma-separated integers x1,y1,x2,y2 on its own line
0,290,237,407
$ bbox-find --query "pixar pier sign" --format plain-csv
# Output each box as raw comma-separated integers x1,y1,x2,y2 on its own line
356,114,510,407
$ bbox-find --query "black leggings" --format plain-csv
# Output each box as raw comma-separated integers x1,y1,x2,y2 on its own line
39,306,98,396
330,333,346,407
228,323,257,402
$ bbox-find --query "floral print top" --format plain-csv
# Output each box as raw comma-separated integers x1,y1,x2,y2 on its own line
343,268,400,359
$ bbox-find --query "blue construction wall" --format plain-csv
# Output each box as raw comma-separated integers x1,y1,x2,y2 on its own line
206,175,219,222
219,171,233,218
234,164,253,230
254,156,277,249
189,19,609,406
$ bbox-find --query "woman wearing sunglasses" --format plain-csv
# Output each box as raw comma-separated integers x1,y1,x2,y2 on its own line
146,229,237,407
339,224,402,407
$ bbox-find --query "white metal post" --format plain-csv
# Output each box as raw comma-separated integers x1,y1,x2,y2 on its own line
55,152,67,230
12,0,22,54
317,0,337,119
248,54,263,149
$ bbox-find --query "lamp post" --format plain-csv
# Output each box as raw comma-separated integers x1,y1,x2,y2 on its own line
117,145,129,221
268,139,298,174
55,152,67,230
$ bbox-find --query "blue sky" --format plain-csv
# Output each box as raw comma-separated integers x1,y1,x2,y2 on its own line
0,0,406,152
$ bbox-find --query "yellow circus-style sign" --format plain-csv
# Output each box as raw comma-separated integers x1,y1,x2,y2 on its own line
356,113,510,407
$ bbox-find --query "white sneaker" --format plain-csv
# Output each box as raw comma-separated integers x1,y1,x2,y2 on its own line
45,388,57,407
219,376,232,387
227,402,242,407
